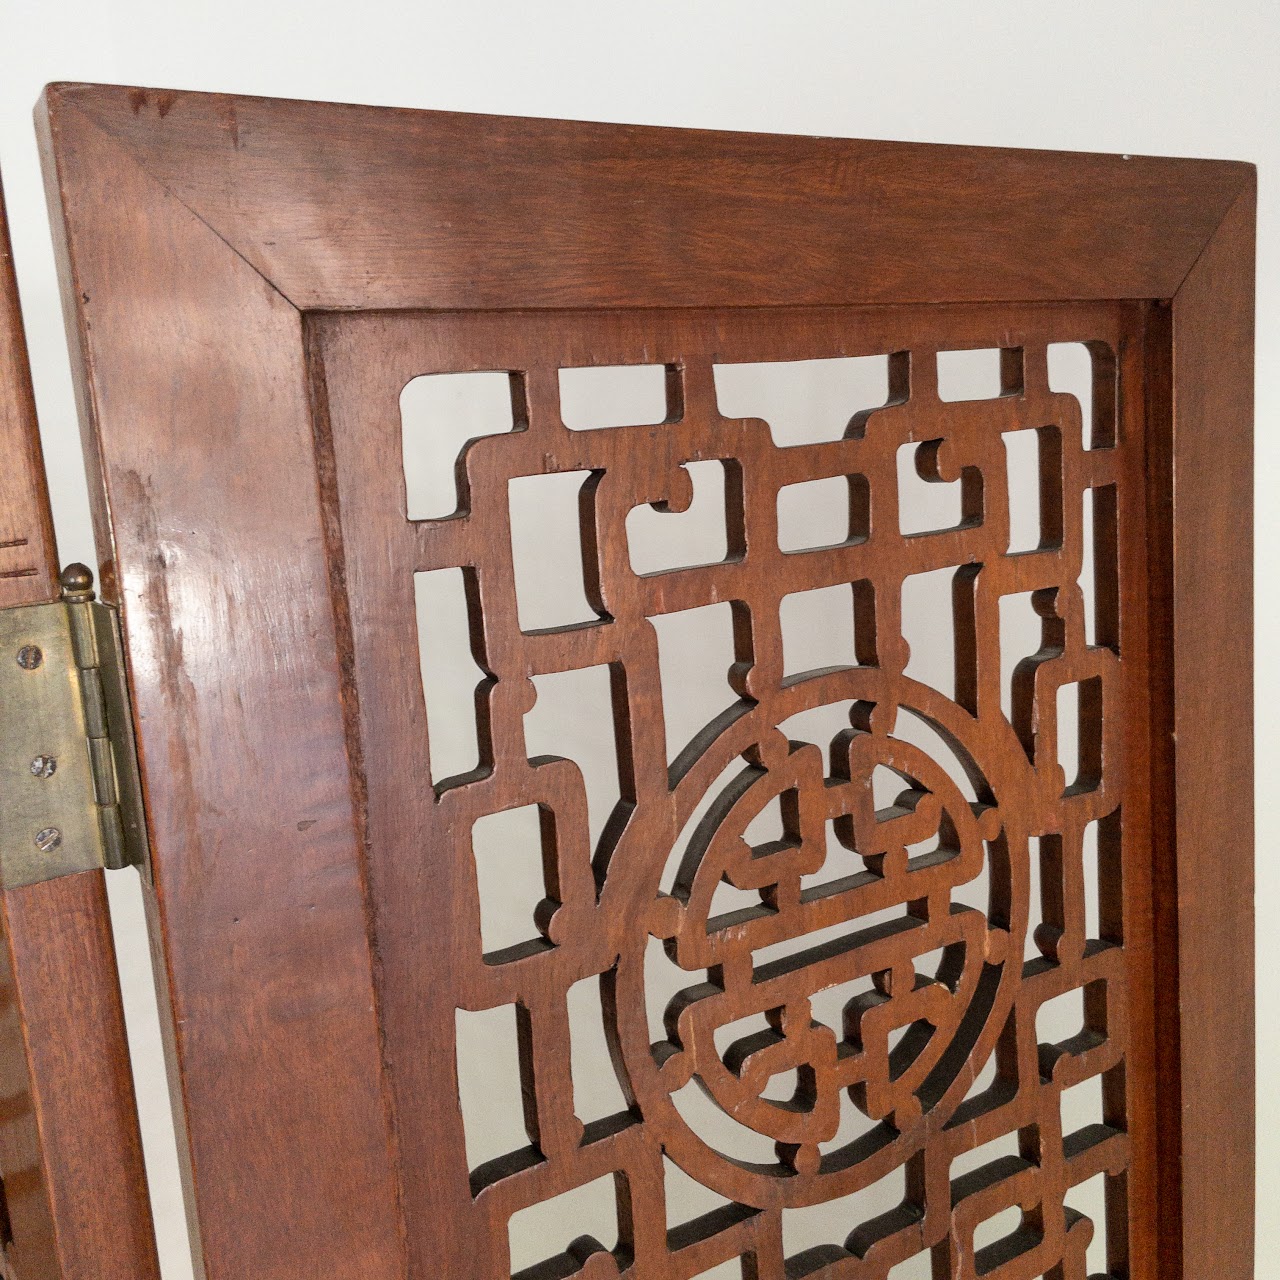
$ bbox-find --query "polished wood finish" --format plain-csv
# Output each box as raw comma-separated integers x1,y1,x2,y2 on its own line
0,172,159,1278
35,86,1248,313
38,83,1254,1279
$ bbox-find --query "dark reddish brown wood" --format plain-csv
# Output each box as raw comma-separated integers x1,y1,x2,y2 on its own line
0,172,159,1278
41,83,1249,313
1154,180,1256,1279
38,89,405,1280
37,83,1254,1280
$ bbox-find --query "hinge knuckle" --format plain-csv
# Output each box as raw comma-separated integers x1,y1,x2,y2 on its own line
0,564,150,888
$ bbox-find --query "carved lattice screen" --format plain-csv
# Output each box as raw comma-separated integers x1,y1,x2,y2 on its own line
310,300,1154,1280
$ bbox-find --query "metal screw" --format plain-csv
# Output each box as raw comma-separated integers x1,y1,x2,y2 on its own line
16,645,43,670
34,827,63,853
30,755,57,779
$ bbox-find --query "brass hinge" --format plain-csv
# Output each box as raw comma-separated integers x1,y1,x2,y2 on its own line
0,565,149,888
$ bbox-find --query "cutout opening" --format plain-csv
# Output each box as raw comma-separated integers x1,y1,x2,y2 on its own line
1057,677,1102,794
897,441,964,535
1083,484,1119,651
713,354,892,446
1001,427,1043,553
780,583,865,678
1036,986,1087,1047
998,592,1039,724
1049,341,1117,450
415,567,488,788
472,804,551,961
559,363,673,431
456,1004,526,1171
936,347,1015,402
525,666,622,854
973,1205,1027,1256
1060,1071,1105,1141
401,369,518,520
1064,1171,1112,1276
672,1078,777,1164
948,1128,1022,1184
777,474,869,552
568,971,630,1124
627,460,733,574
901,567,958,700
781,1165,906,1260
664,1155,734,1231
650,602,740,766
508,471,603,631
892,708,980,804
508,1172,620,1276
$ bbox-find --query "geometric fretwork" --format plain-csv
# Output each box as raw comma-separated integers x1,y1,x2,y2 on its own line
315,303,1146,1280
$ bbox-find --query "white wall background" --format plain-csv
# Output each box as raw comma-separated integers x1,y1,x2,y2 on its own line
0,2,1273,1275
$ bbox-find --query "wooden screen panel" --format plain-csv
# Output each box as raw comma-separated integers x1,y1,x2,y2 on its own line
311,301,1155,1279
41,84,1252,1280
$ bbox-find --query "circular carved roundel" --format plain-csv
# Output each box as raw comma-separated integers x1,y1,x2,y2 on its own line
608,667,1032,1209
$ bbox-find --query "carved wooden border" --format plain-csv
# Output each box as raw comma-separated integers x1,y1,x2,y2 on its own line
37,83,1254,1279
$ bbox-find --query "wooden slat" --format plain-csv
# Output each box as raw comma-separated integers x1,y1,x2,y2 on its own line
0,175,159,1276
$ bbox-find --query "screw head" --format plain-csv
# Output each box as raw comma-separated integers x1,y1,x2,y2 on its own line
30,755,57,779
16,645,43,670
34,827,63,853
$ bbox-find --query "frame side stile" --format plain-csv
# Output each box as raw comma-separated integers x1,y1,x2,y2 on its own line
1165,177,1257,1278
37,91,408,1279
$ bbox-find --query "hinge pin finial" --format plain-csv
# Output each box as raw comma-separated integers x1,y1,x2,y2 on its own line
59,563,96,603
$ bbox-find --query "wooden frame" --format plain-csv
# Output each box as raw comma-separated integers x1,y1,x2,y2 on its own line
36,83,1253,1278
0,170,159,1278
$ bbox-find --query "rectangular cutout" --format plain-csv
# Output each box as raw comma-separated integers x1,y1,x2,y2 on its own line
897,441,964,535
415,567,487,787
778,474,869,552
559,363,672,430
780,582,863,678
508,470,602,631
471,804,550,962
936,347,1012,402
650,602,740,765
568,971,629,1124
456,1004,527,1171
901,567,957,699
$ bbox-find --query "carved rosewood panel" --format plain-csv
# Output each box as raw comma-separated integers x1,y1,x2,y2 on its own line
309,300,1153,1279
